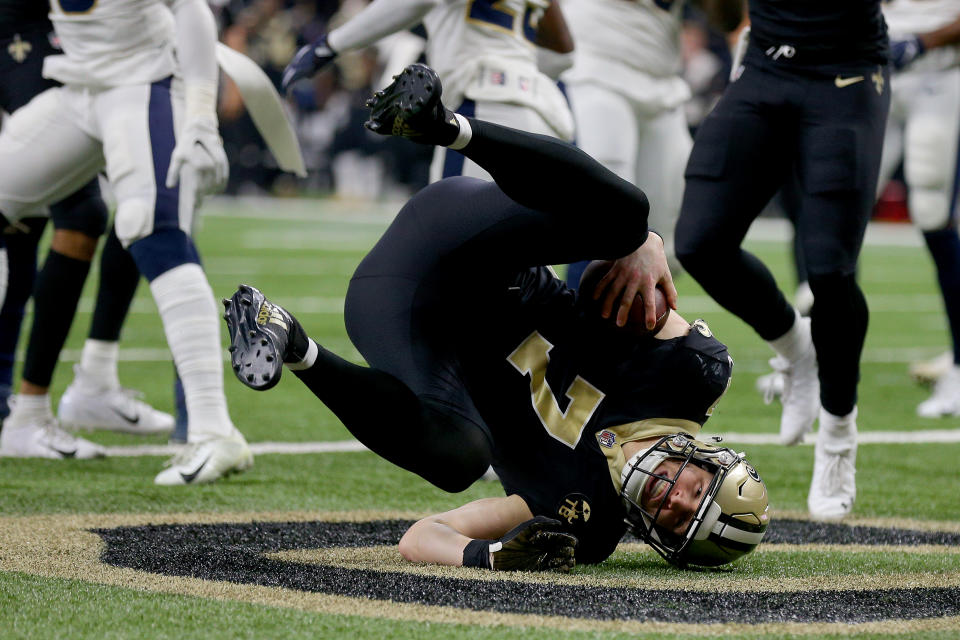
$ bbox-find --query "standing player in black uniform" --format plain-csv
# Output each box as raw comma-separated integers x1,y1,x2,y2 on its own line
0,3,172,458
674,2,890,520
224,65,769,570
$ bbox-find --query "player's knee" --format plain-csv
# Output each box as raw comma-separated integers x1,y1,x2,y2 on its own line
49,184,108,239
127,228,200,281
114,199,157,248
909,190,951,230
49,229,98,261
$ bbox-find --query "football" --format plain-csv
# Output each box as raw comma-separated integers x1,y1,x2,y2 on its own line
578,260,670,336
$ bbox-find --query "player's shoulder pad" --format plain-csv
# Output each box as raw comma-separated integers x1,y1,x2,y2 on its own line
682,319,730,363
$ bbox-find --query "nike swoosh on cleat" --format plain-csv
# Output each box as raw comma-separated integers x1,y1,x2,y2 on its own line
53,447,77,458
110,407,140,424
180,456,211,484
834,75,864,88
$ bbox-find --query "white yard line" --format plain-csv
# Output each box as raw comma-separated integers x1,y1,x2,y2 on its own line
104,430,960,457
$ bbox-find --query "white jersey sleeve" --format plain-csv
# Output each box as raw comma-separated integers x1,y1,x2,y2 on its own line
44,0,177,87
883,0,960,71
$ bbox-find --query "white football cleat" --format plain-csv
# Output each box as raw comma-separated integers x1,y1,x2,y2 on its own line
58,366,175,435
916,365,960,418
909,350,952,385
774,320,820,446
154,436,253,485
755,368,785,404
808,408,857,520
0,413,105,459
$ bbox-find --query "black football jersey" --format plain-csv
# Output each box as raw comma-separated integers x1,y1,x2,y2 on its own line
459,267,733,564
748,0,888,65
0,1,51,39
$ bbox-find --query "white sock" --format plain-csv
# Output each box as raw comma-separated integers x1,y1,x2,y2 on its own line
448,114,473,150
76,339,121,392
286,339,318,371
10,393,53,422
819,406,857,447
0,246,7,310
767,308,811,362
150,263,235,442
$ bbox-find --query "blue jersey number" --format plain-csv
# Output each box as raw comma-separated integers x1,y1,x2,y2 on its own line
59,0,97,14
467,0,539,44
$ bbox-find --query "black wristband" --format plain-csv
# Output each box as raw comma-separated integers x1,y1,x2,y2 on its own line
462,539,494,569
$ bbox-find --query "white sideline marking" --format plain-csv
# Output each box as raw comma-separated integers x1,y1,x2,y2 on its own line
103,431,960,457
703,429,960,446
105,440,369,457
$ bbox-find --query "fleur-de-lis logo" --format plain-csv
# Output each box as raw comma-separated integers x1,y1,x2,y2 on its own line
7,34,32,64
871,67,884,95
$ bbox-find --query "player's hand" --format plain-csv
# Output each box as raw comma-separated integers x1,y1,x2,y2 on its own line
166,119,229,196
593,232,678,330
889,35,926,71
490,516,577,572
281,35,336,93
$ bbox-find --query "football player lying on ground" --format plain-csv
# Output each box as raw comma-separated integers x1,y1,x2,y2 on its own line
224,64,769,571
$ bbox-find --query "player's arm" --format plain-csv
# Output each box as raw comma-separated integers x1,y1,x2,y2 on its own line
892,15,960,70
535,1,575,80
166,0,229,194
398,495,577,571
282,0,438,91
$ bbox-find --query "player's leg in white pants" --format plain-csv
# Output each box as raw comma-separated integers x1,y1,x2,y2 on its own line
0,87,107,458
429,99,563,183
93,80,242,446
633,106,693,264
897,68,960,414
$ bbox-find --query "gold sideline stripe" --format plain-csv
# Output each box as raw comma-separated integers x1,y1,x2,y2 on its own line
0,511,958,636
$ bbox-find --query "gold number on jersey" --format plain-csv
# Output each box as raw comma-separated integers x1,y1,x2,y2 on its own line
507,331,606,449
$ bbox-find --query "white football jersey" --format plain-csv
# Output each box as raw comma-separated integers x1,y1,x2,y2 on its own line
422,0,573,139
563,0,684,78
883,0,960,36
561,0,689,111
44,0,178,87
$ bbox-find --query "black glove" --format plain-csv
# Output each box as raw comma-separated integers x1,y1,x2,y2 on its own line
482,516,578,572
282,35,336,93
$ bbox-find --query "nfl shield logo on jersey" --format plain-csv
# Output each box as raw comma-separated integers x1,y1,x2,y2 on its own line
597,430,616,448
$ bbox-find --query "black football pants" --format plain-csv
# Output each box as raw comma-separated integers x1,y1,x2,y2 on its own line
675,57,890,416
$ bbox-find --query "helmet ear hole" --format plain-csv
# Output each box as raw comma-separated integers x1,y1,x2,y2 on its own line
694,501,721,541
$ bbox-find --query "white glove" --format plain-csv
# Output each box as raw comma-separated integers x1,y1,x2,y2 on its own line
165,119,229,196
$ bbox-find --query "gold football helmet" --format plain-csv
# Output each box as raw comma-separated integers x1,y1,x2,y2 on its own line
620,433,769,567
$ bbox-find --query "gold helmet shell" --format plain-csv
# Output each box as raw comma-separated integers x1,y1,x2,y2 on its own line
620,433,770,567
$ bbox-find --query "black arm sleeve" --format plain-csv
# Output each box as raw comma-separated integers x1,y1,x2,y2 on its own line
458,118,650,243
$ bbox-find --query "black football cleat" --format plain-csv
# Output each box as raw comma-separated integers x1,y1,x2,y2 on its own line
223,285,300,391
363,63,460,146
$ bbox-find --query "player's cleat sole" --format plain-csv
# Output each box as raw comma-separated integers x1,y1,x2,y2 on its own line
363,63,458,145
154,436,253,486
776,319,820,446
223,284,291,391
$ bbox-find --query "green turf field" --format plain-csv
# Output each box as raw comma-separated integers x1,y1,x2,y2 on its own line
1,198,958,639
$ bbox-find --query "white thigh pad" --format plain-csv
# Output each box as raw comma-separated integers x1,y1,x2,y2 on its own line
113,198,156,247
905,119,957,230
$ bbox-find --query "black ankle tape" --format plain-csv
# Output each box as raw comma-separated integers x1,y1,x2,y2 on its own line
462,539,494,569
